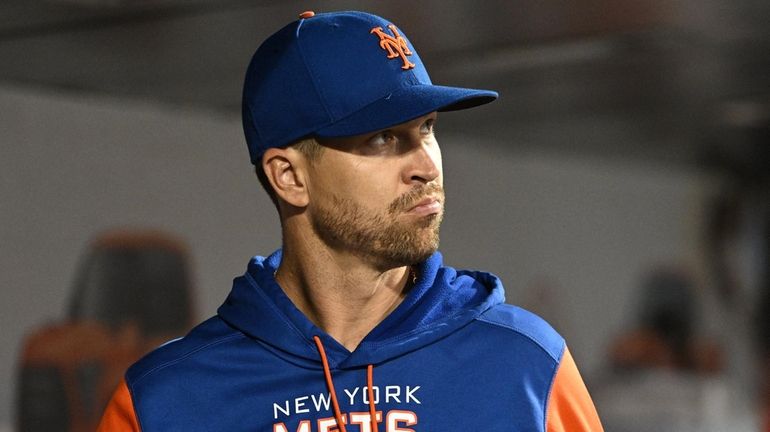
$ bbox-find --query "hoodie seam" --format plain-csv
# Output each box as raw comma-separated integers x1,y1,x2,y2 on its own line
124,376,145,432
543,346,566,432
131,334,243,385
475,318,564,431
359,307,480,351
474,317,562,363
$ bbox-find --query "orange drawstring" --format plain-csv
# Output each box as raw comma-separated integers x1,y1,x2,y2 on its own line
367,364,379,432
313,336,348,432
313,336,379,432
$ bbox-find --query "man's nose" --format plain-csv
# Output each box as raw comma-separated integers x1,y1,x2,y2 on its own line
404,141,441,185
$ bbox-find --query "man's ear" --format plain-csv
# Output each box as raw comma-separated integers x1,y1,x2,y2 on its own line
262,147,309,208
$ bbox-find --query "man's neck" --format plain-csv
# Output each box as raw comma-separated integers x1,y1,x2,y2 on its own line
275,227,412,352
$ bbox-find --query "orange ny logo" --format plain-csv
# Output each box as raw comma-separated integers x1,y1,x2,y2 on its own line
370,24,416,70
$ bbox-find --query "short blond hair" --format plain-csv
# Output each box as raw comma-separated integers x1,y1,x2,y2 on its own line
292,137,324,161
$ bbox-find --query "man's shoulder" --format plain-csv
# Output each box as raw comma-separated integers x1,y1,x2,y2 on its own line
126,316,243,386
473,303,565,363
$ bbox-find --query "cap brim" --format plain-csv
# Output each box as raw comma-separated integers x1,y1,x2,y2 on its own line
315,84,498,138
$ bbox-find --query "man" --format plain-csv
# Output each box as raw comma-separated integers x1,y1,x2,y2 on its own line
99,10,602,431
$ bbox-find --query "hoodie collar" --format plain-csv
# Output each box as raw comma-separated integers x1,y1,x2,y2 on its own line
218,249,504,368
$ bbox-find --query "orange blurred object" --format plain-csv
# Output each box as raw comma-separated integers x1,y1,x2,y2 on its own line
16,229,195,432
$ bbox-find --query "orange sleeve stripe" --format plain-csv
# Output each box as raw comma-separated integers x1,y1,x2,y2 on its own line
97,378,141,432
546,347,604,432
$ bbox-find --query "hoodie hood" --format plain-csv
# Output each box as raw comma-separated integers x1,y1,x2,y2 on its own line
122,249,577,432
218,249,505,369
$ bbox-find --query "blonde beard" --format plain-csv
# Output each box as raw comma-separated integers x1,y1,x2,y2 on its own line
310,186,444,269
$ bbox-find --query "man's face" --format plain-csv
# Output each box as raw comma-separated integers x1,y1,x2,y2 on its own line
306,112,444,269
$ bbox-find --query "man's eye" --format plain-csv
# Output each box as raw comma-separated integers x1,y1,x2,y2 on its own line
421,119,435,135
370,132,396,147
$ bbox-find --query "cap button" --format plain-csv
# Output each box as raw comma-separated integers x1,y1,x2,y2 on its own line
298,11,315,19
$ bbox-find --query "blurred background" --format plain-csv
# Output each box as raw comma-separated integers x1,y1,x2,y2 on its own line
0,0,768,430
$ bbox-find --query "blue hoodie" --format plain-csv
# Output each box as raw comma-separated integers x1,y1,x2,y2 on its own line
98,250,602,431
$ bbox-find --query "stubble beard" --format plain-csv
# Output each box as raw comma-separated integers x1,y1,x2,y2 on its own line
311,184,444,269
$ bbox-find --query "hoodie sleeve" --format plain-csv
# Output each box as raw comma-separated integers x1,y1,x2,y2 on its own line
97,379,141,432
546,347,603,431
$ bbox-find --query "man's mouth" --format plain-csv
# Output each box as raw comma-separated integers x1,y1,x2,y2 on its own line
405,196,442,216
389,183,444,215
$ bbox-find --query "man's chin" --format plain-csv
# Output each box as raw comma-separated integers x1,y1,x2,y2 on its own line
410,245,439,265
372,233,439,269
402,233,441,265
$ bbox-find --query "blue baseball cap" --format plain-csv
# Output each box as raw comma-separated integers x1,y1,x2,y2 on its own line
242,10,498,164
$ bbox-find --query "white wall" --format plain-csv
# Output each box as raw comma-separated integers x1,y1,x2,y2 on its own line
0,85,280,427
0,84,715,427
441,141,715,372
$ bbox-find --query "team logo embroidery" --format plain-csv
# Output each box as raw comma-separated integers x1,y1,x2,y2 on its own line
370,24,416,70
